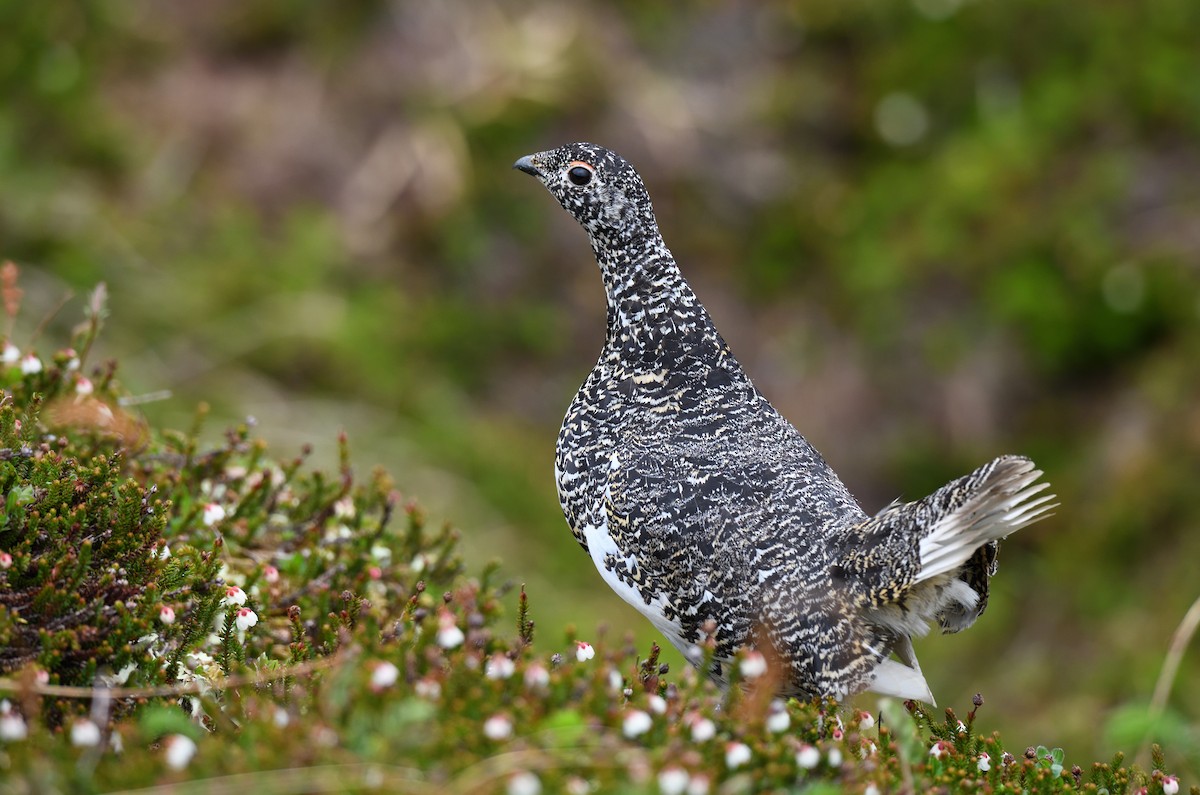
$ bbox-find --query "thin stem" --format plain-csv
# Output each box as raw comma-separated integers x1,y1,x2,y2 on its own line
1138,590,1200,763
0,653,339,700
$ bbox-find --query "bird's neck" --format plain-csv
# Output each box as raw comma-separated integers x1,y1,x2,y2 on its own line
591,229,719,363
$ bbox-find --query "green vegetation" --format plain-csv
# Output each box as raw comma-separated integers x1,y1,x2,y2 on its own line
2,0,1199,785
0,292,1191,792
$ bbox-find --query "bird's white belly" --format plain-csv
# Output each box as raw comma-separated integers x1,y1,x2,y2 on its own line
580,515,693,655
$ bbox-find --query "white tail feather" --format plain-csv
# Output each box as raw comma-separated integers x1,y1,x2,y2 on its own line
867,658,936,704
917,459,1056,583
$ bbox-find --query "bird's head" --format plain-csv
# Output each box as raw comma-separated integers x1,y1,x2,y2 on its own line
513,143,658,248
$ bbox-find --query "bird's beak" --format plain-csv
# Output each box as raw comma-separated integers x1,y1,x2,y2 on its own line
513,155,543,178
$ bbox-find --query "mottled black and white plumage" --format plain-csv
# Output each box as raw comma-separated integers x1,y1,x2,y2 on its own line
514,143,1055,704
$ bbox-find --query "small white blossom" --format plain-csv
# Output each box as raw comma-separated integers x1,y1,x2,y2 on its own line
0,711,28,741
483,713,513,741
796,744,821,769
262,565,279,584
159,605,176,625
333,497,356,519
689,715,716,743
1162,775,1179,795
523,662,550,690
865,785,881,795
436,611,465,649
507,771,541,795
858,711,875,730
71,719,102,747
163,734,197,770
485,654,516,680
0,552,12,569
221,586,246,606
19,354,41,375
62,349,80,370
156,544,171,560
324,523,353,542
575,641,595,662
956,720,967,734
202,502,226,527
738,650,767,680
74,376,94,395
827,747,843,768
766,699,790,733
657,767,690,795
414,678,441,700
607,668,624,692
1,342,19,365
273,707,290,728
765,711,790,733
724,742,752,769
648,694,668,715
977,752,991,772
930,740,950,759
565,777,591,795
622,709,652,738
370,661,399,691
685,775,710,795
234,607,258,631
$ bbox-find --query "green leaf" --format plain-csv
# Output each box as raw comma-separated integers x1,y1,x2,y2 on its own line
538,709,589,748
138,704,203,741
386,697,436,727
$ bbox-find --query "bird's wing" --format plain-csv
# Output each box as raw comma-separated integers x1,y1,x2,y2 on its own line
600,438,897,699
597,439,773,655
601,442,759,588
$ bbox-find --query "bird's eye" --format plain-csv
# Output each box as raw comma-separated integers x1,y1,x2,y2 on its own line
567,165,593,186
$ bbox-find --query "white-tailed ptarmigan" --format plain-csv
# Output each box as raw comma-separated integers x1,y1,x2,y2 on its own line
514,142,1055,704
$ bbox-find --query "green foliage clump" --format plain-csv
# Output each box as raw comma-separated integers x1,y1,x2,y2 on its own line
0,418,165,689
0,281,162,696
1,281,1192,792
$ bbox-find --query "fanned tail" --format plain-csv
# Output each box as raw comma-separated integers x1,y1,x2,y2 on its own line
916,455,1056,583
845,455,1056,705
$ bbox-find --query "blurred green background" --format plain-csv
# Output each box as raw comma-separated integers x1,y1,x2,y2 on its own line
4,0,1199,772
